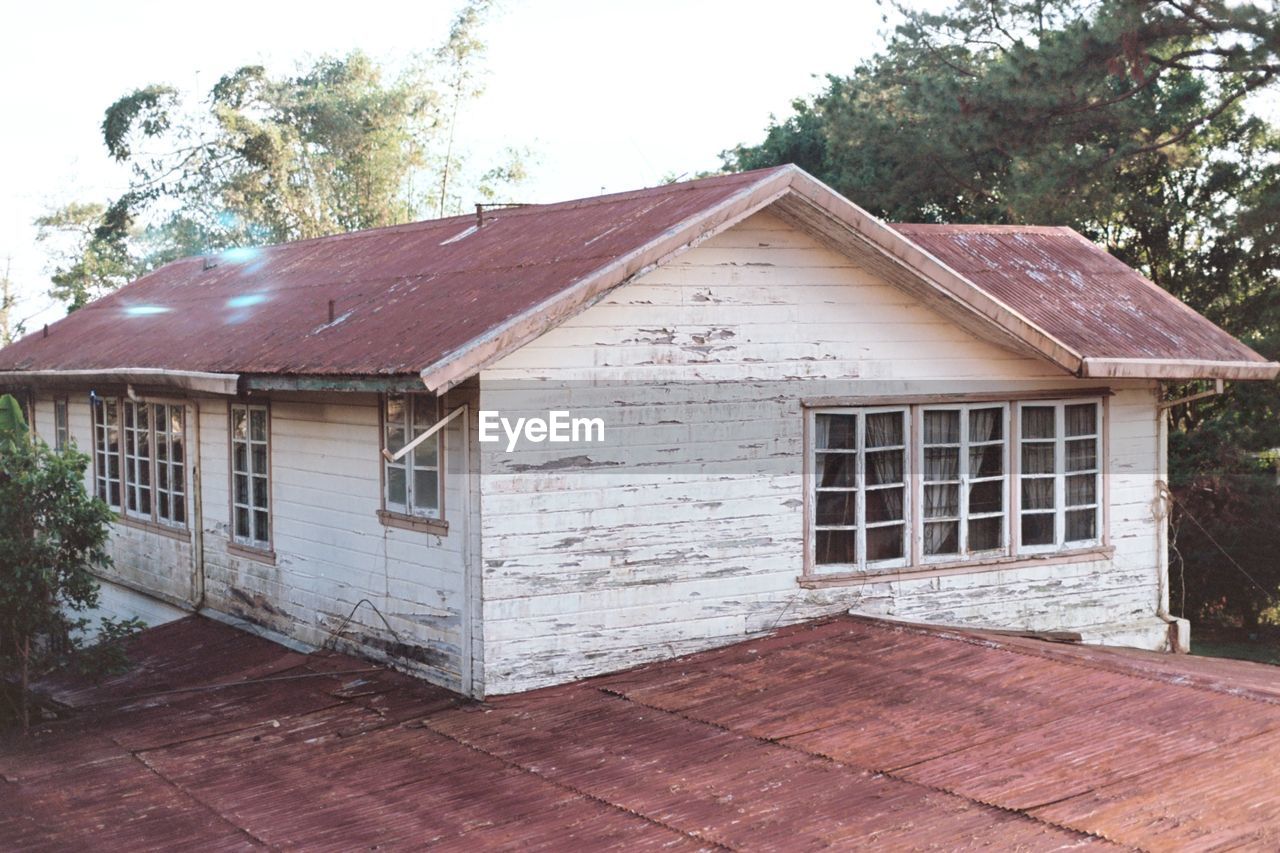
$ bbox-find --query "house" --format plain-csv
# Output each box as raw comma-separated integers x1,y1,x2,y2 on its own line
1,165,1274,697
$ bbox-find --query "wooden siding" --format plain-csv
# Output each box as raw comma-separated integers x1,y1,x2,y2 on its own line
479,211,1166,694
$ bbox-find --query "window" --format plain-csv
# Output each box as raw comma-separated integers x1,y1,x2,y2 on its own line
54,398,69,451
921,405,1007,559
93,399,122,509
94,397,186,528
1018,401,1101,552
812,409,909,570
806,396,1103,576
383,394,442,519
231,403,270,548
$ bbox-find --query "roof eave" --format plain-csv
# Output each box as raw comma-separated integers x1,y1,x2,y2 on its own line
1079,357,1280,381
0,368,241,396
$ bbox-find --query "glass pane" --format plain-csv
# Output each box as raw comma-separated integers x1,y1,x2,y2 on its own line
866,487,904,523
138,443,150,485
816,453,856,488
924,521,958,556
1022,478,1054,510
865,449,903,486
1021,406,1054,440
815,413,856,450
156,434,169,465
412,397,437,430
386,465,407,506
969,407,1003,442
174,500,185,525
1066,509,1096,542
924,447,960,481
968,516,1002,551
157,460,169,491
969,479,1003,515
413,470,439,513
252,476,269,509
172,461,184,492
386,395,405,426
170,406,183,437
1066,438,1096,472
1066,474,1097,507
924,484,959,519
253,511,268,540
922,410,960,444
235,506,250,538
1065,403,1096,437
137,404,150,430
109,481,120,507
251,445,267,477
386,424,406,455
815,529,856,565
233,442,248,474
250,409,266,442
234,474,249,505
232,408,247,440
158,493,169,520
413,438,438,469
816,491,857,526
866,525,904,561
865,411,903,448
109,455,120,478
140,487,151,515
969,444,1004,478
1021,442,1055,475
1022,513,1054,546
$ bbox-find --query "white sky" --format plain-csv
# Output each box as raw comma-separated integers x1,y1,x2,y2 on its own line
0,0,921,330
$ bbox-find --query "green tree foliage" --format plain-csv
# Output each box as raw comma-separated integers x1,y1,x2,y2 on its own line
725,0,1280,626
38,0,523,309
0,395,118,731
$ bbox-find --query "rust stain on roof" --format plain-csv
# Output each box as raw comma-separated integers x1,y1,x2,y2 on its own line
5,614,1280,850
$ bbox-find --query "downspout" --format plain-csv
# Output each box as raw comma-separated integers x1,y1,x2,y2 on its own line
1153,379,1223,653
191,398,206,610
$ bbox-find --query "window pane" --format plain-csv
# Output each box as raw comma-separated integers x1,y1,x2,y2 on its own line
386,465,407,506
235,506,250,538
1065,404,1096,437
157,459,169,491
252,476,269,509
386,424,406,455
1021,442,1055,475
815,414,856,450
866,487,904,523
1066,474,1097,507
253,511,268,541
922,410,960,444
924,484,959,519
233,442,248,474
865,449,903,486
969,516,1002,551
174,499,184,525
234,474,249,505
1022,478,1054,510
1022,513,1054,546
1066,438,1096,472
386,395,406,426
969,480,1003,515
171,434,184,466
866,525,904,561
250,409,266,442
969,444,1004,478
969,407,1002,442
865,411,903,448
158,493,169,520
1066,509,1096,542
232,408,247,440
815,529,857,565
172,462,184,493
816,491,857,526
413,470,439,513
251,445,267,477
924,447,960,481
1021,406,1054,440
924,521,958,556
816,453,856,488
413,439,438,469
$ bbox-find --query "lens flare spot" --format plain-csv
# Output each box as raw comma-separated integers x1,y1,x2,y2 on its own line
220,247,261,264
122,305,170,316
227,293,269,309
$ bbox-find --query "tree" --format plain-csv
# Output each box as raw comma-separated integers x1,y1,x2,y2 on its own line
0,395,116,731
39,0,523,308
724,0,1280,626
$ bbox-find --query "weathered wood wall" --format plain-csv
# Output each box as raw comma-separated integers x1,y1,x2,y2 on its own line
479,210,1166,694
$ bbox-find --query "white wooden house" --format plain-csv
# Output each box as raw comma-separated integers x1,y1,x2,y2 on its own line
2,166,1274,696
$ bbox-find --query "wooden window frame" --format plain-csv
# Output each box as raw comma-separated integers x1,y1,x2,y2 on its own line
229,401,273,557
94,394,190,532
53,396,69,451
802,390,1110,582
1014,398,1105,556
93,397,123,511
379,393,448,536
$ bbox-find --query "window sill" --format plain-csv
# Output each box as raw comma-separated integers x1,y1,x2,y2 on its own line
377,510,449,536
116,514,191,543
799,545,1115,588
226,541,277,566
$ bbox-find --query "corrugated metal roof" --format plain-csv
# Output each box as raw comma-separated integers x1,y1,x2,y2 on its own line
6,614,1280,849
0,167,1271,383
893,223,1268,365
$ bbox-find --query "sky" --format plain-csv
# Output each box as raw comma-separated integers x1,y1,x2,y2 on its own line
0,0,919,331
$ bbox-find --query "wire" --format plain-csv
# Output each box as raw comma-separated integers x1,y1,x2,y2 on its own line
1165,485,1275,600
323,598,403,651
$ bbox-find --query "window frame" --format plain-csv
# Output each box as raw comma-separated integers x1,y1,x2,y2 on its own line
93,397,123,511
1014,398,1104,556
53,397,69,451
379,393,447,530
92,394,189,531
802,392,1108,579
229,401,272,553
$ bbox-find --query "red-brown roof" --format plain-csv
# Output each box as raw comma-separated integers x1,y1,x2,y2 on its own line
0,166,1273,385
6,614,1280,849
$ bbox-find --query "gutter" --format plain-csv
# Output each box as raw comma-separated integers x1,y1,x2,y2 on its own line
0,368,240,396
1081,357,1280,381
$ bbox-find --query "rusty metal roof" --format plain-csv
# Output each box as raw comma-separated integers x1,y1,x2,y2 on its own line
0,166,1272,384
893,223,1271,367
6,614,1280,849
